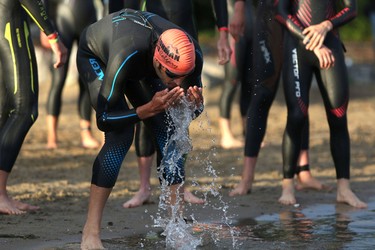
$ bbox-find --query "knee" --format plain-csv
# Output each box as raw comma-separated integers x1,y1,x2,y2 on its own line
287,109,306,128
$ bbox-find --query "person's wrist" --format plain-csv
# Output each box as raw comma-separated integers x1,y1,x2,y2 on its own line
218,27,229,32
323,20,333,32
47,32,59,44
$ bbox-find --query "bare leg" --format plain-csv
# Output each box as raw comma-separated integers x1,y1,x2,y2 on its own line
184,189,205,204
229,156,256,197
46,115,58,149
81,184,112,250
219,118,243,149
0,170,38,215
168,184,185,217
295,150,331,191
80,120,100,149
123,155,153,208
336,179,367,208
123,154,204,208
278,178,296,205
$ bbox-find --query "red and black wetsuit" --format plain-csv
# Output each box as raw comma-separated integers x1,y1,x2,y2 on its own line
76,9,204,187
276,0,357,179
0,0,57,173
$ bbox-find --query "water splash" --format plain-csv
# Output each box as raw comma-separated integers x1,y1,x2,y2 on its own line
153,96,201,249
151,96,240,249
185,106,241,248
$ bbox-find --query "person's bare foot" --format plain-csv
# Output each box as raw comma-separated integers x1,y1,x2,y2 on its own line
0,195,38,215
296,171,332,191
81,128,100,149
81,228,104,250
336,179,367,209
46,139,57,149
278,179,296,205
0,195,25,215
220,137,243,149
229,181,251,197
122,188,151,208
184,189,205,204
11,199,39,212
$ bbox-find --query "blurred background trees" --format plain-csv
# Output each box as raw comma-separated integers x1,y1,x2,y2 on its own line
193,0,373,42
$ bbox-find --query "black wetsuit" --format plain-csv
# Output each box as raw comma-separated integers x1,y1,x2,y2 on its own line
76,9,203,188
276,0,356,179
220,0,253,123
108,0,228,158
0,0,56,173
45,0,97,122
243,0,309,167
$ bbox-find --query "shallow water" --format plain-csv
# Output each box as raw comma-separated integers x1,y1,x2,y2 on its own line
4,198,374,250
65,197,374,250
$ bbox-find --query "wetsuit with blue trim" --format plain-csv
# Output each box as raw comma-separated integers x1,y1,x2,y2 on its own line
45,0,97,127
276,0,357,179
76,9,203,187
0,0,57,173
108,0,228,159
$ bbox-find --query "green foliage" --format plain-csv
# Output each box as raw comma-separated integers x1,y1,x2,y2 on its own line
340,16,371,42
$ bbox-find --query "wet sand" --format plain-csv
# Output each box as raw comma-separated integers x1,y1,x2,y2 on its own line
1,49,374,249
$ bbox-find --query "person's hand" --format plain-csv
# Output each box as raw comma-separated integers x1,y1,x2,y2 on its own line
229,1,245,41
186,86,203,110
136,87,185,119
50,40,68,68
217,30,232,65
302,20,332,51
313,45,335,69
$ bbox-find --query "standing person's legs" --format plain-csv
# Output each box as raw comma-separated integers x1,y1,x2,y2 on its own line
81,128,134,249
0,170,38,214
218,38,243,149
316,47,367,208
278,40,313,205
296,123,331,191
81,184,111,250
0,18,40,214
123,122,154,208
123,121,204,208
78,76,101,149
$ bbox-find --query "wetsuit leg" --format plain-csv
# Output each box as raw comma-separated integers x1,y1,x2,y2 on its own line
125,80,185,185
281,32,314,178
0,10,38,172
238,34,252,119
77,47,134,188
314,36,350,179
92,127,134,187
244,8,283,157
47,1,96,121
135,121,156,157
143,114,186,185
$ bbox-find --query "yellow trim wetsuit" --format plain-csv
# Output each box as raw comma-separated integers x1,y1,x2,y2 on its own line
0,0,56,172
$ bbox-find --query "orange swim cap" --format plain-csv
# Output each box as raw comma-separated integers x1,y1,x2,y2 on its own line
154,29,195,75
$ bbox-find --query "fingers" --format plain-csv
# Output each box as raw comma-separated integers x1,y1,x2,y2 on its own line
217,49,231,65
162,87,184,108
187,86,203,106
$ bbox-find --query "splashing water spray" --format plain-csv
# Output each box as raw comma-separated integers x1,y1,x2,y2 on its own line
150,96,240,249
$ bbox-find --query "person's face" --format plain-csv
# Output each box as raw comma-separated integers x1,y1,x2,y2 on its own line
154,58,191,89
